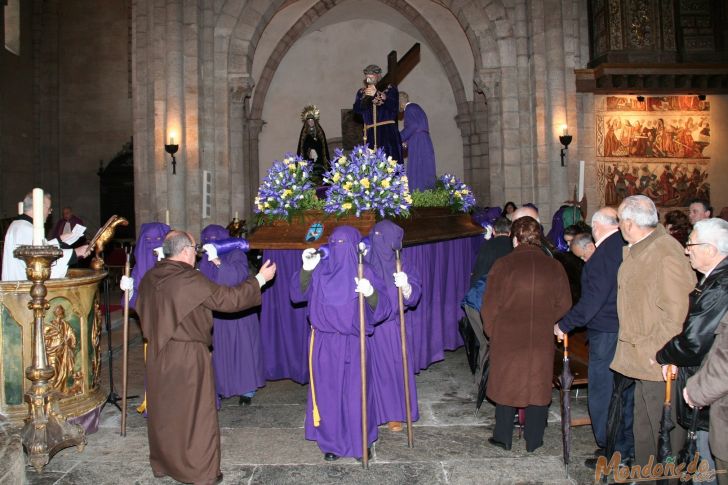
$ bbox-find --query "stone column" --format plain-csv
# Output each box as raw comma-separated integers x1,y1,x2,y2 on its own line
165,0,185,229
229,76,256,221
475,68,504,206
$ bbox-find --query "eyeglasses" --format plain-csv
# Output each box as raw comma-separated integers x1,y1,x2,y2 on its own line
186,244,201,252
685,242,709,249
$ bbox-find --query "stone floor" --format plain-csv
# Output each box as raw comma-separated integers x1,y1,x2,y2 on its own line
22,312,603,485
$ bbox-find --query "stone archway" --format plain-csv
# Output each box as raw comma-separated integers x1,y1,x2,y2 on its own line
221,0,520,211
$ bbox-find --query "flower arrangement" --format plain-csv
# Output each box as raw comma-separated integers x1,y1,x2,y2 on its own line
254,154,315,221
437,173,476,213
323,145,411,218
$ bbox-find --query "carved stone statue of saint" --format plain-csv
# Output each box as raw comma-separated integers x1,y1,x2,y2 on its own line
296,105,330,185
44,305,78,394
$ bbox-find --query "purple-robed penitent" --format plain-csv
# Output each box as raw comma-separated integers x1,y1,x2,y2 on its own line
400,103,437,191
353,85,403,163
290,226,392,458
365,220,421,426
199,225,265,401
128,222,170,310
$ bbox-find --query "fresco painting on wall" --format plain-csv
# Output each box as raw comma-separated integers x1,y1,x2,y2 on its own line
595,95,710,207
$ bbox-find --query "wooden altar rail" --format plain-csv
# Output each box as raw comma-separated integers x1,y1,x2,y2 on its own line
553,330,591,427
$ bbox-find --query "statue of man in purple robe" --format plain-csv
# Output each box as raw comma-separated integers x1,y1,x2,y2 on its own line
290,225,392,461
365,220,421,432
399,92,437,191
353,64,403,163
199,224,265,407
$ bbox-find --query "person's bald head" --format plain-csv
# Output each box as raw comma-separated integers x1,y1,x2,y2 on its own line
163,230,197,266
591,207,619,243
511,206,540,223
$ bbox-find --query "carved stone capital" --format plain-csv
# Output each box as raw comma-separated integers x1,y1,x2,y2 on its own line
230,76,255,103
474,69,501,97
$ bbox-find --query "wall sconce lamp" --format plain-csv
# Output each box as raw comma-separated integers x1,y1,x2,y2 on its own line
559,125,572,167
636,95,645,103
165,132,179,174
697,94,706,101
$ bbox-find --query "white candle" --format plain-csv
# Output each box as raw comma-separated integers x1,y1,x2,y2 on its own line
17,202,24,215
234,211,239,220
32,188,44,245
561,124,569,137
577,160,585,202
165,210,170,226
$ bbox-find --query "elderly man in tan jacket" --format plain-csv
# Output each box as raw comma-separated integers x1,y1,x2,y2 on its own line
611,195,696,469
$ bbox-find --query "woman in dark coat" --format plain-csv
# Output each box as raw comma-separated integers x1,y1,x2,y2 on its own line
481,216,572,452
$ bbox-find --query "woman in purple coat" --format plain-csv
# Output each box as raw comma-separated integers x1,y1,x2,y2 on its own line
291,226,392,461
199,224,265,405
366,220,421,432
399,92,437,191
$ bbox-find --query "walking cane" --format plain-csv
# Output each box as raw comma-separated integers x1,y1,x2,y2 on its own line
394,246,414,448
357,247,369,469
120,248,131,436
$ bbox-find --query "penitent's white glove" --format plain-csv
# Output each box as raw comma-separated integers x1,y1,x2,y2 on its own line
393,271,413,299
302,248,321,271
202,243,218,262
120,275,134,299
354,277,374,298
153,246,164,261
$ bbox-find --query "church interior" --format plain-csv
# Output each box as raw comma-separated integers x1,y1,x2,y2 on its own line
1,1,728,484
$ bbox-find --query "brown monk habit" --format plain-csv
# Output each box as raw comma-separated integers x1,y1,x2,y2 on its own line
137,259,262,485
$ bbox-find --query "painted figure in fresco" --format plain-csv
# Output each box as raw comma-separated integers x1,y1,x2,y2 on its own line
45,305,78,394
604,165,618,206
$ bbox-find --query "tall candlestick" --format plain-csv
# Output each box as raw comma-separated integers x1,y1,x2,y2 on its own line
578,160,585,202
18,201,24,215
165,210,170,227
32,188,44,245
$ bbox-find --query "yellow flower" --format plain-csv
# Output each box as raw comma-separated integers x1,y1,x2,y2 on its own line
342,202,352,210
343,182,353,191
298,161,308,167
404,194,413,204
288,163,296,171
460,189,469,196
282,189,292,199
333,172,341,182
361,178,370,189
386,167,394,174
338,156,347,165
381,179,390,189
264,202,270,208
454,192,462,198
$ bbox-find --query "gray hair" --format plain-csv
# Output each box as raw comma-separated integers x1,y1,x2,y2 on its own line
399,91,409,103
163,230,193,257
22,191,51,212
591,209,618,227
692,218,728,255
571,232,594,251
493,217,511,235
618,195,658,228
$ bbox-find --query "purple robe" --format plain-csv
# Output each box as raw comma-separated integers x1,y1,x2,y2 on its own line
400,103,436,191
290,226,392,458
199,225,265,400
129,222,170,310
365,220,421,426
353,85,403,163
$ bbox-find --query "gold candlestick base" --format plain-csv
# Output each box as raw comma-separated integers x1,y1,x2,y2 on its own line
13,245,86,472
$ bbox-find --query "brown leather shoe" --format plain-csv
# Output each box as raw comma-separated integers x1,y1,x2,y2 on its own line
387,421,403,432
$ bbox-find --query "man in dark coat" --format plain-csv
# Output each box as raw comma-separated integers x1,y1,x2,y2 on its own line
482,216,572,452
137,231,276,484
353,64,402,163
555,207,634,465
656,218,728,480
399,92,436,191
465,217,512,378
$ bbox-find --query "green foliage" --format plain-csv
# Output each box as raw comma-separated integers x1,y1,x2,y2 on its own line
410,188,451,208
299,189,325,211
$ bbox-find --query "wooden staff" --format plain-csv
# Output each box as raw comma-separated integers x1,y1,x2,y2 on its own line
358,250,369,469
120,249,131,436
394,248,414,448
